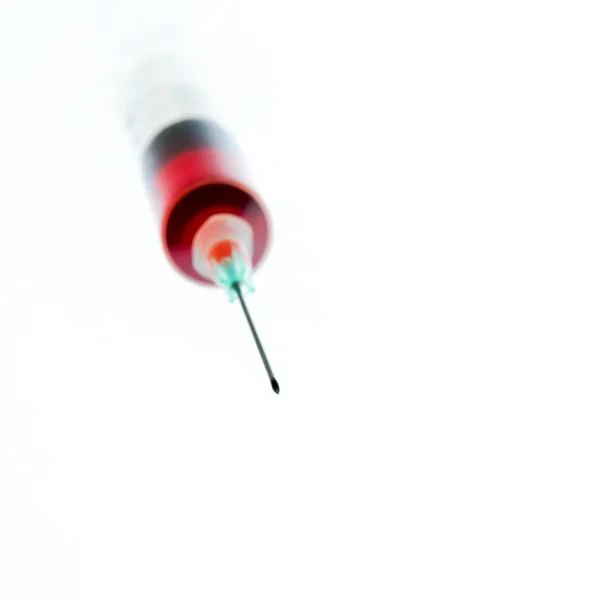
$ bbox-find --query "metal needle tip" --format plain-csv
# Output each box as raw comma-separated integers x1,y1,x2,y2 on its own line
271,377,280,394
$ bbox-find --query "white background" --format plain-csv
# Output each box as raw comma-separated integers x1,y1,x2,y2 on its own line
1,0,599,598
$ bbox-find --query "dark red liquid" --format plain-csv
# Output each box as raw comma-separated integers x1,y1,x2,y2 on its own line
143,119,270,285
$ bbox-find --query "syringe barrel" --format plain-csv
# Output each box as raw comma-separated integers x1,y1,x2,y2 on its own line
122,55,271,285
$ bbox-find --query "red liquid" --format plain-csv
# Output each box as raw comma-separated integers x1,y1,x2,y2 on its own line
143,120,270,285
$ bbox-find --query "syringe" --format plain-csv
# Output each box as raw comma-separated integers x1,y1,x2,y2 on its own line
122,54,279,394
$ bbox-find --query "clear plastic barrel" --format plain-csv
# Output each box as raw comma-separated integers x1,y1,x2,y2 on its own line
120,54,217,155
71,26,272,166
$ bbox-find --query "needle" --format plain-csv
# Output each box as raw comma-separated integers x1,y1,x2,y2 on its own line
232,281,280,394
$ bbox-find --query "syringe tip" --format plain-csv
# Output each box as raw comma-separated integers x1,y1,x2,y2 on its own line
271,377,280,394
